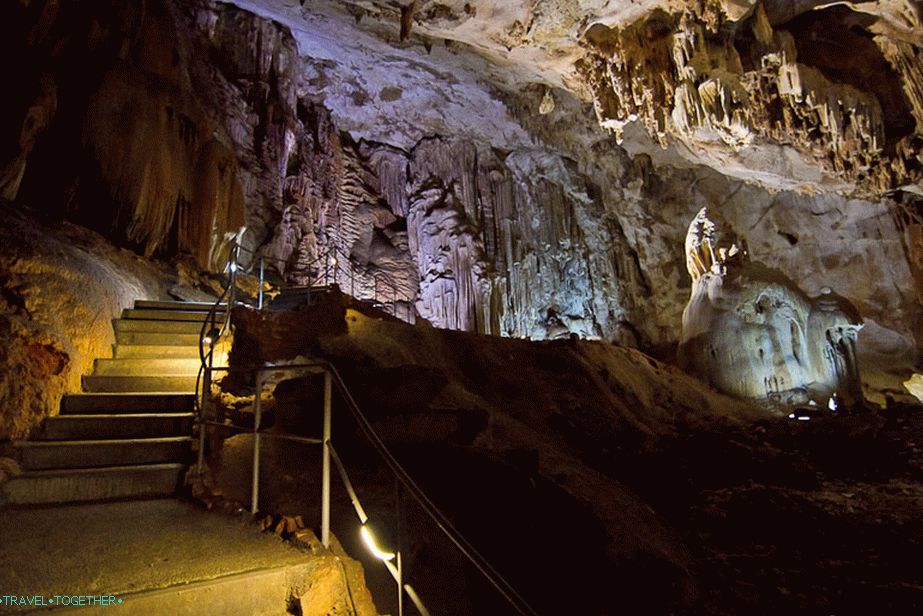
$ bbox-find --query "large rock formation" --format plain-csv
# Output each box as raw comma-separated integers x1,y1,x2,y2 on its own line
679,207,865,408
3,0,250,269
1,0,921,406
578,1,923,194
213,292,923,615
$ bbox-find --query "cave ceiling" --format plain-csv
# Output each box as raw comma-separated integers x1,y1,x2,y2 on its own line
3,0,920,408
233,0,923,196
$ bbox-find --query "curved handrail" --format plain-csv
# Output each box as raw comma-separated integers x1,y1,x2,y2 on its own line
232,240,410,321
200,359,540,616
195,236,412,419
190,237,544,614
325,360,538,616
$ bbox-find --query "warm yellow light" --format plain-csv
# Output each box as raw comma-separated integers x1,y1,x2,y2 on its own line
360,525,395,561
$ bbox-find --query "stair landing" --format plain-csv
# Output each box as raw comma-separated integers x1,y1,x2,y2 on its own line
0,499,314,615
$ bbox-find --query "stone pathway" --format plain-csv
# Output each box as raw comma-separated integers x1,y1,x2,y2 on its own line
0,499,314,615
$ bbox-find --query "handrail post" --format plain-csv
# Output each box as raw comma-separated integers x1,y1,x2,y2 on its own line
258,256,265,309
322,370,332,549
229,244,239,310
397,551,404,616
332,252,338,288
198,336,216,475
197,365,210,475
251,369,263,515
396,481,405,616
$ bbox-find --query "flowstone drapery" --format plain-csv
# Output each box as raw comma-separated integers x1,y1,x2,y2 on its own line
678,208,864,409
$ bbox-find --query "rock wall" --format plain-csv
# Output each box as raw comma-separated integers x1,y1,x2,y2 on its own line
1,0,920,406
0,208,173,440
3,0,249,269
577,1,923,195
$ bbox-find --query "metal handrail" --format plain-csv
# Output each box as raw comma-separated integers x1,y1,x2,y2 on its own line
198,360,540,616
231,238,411,321
324,360,539,616
193,236,537,615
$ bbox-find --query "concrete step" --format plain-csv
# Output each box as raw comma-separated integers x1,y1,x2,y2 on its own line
82,375,198,393
134,300,226,311
35,414,194,440
0,463,185,505
93,358,201,376
113,344,201,359
115,331,202,346
115,319,205,335
123,308,225,322
62,393,195,414
105,563,315,616
17,437,193,470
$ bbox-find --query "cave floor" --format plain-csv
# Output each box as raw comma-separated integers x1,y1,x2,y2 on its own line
0,498,313,614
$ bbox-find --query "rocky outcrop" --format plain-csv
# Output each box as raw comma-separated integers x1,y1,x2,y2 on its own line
221,292,923,615
224,292,759,614
0,208,175,440
2,0,920,405
679,207,865,408
2,0,258,269
578,1,923,194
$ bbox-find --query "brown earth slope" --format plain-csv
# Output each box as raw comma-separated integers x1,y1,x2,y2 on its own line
208,293,923,614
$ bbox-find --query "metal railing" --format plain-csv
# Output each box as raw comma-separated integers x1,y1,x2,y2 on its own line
228,237,414,322
196,360,539,615
194,235,539,616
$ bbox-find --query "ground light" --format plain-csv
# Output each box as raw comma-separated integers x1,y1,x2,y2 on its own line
360,524,395,561
359,523,430,616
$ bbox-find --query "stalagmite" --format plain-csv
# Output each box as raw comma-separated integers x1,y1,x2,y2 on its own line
678,208,864,409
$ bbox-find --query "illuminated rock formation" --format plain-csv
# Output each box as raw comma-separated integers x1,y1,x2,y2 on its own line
2,0,920,401
577,1,923,195
679,207,864,408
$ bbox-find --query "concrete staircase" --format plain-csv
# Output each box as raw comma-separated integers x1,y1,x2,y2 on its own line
0,300,333,616
2,300,224,506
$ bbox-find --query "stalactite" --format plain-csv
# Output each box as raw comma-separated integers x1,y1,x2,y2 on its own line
577,3,923,194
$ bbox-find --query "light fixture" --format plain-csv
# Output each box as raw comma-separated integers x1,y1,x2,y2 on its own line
331,256,338,266
202,336,213,345
230,262,237,273
360,525,395,561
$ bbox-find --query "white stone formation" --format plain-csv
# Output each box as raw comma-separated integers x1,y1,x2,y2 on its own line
678,207,864,409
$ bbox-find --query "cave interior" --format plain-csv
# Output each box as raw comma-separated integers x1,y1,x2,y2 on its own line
1,0,923,614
